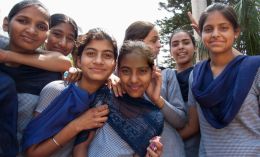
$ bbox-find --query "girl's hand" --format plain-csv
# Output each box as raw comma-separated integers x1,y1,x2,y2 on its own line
145,136,163,157
0,49,9,62
72,105,109,132
107,73,125,97
146,66,164,108
188,11,200,35
72,130,96,157
63,67,82,83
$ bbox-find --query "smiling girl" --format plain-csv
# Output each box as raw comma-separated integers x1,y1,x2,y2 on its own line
189,3,260,156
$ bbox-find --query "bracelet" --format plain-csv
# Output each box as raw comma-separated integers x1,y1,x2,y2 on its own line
52,137,62,148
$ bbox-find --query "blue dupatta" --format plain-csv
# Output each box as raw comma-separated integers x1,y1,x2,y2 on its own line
192,55,260,129
22,83,96,150
76,87,164,156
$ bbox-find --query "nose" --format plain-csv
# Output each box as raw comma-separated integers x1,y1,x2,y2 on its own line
26,25,37,35
156,40,161,49
178,42,184,49
130,72,138,83
93,53,103,64
58,37,67,48
212,28,220,37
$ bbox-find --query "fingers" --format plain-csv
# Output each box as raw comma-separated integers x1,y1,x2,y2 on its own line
146,147,158,157
108,73,125,97
112,84,124,97
63,67,81,83
95,105,109,117
146,136,162,157
188,12,196,24
187,11,200,35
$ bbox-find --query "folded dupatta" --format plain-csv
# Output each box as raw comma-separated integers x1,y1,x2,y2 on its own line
76,87,164,156
192,55,260,129
22,83,96,150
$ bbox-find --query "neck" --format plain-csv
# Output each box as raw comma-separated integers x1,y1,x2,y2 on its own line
9,43,34,54
176,62,193,73
209,49,238,77
77,78,105,94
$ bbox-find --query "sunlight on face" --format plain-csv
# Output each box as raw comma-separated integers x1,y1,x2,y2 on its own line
46,23,76,56
77,39,116,83
143,28,161,59
201,11,239,55
118,52,152,98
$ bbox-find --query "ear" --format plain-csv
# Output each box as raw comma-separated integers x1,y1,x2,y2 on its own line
2,17,9,32
234,27,240,39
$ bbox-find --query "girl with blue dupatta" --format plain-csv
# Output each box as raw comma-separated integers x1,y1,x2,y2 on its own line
73,40,164,157
189,3,260,156
22,28,116,157
166,29,200,157
23,30,162,157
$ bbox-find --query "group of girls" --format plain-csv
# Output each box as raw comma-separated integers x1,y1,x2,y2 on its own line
1,0,259,157
0,0,162,157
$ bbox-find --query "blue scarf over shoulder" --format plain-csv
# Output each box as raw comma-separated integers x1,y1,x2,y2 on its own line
76,87,164,156
22,83,96,150
192,55,260,129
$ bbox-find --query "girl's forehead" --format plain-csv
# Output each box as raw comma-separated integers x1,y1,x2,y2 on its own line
204,11,229,24
14,5,49,21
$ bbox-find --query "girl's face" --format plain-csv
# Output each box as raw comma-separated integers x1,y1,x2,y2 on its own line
170,32,195,67
118,52,152,98
4,6,49,53
45,22,76,56
77,39,116,83
143,28,161,59
201,11,239,55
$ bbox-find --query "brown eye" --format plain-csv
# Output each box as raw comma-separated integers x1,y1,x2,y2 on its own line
17,19,28,24
120,68,131,75
37,23,48,31
103,52,114,60
85,51,96,57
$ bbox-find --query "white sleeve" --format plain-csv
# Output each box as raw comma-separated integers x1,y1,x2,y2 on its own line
35,80,66,113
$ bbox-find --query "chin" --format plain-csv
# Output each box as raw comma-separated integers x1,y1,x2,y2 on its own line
127,92,143,98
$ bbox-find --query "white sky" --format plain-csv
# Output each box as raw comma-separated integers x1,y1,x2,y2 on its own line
0,0,169,65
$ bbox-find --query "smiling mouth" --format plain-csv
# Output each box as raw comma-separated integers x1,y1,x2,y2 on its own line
53,48,65,53
91,68,105,72
21,36,35,43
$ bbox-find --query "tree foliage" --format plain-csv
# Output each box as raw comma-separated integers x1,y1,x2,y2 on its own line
157,0,260,68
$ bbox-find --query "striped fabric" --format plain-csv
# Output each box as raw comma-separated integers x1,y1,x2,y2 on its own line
88,123,135,157
34,80,74,157
17,93,39,156
188,68,260,157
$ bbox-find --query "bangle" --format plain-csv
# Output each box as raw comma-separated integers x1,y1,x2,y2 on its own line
52,137,62,148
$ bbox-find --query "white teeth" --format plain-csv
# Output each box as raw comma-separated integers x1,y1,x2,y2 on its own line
178,52,186,56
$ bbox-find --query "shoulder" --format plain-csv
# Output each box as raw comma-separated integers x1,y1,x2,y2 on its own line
162,68,177,79
41,80,66,93
193,59,209,69
245,55,260,64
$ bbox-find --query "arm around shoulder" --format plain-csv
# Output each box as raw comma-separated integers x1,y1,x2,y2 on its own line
2,49,72,72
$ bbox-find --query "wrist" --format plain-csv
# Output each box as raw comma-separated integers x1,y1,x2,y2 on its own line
2,50,10,62
69,120,83,134
154,96,164,109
